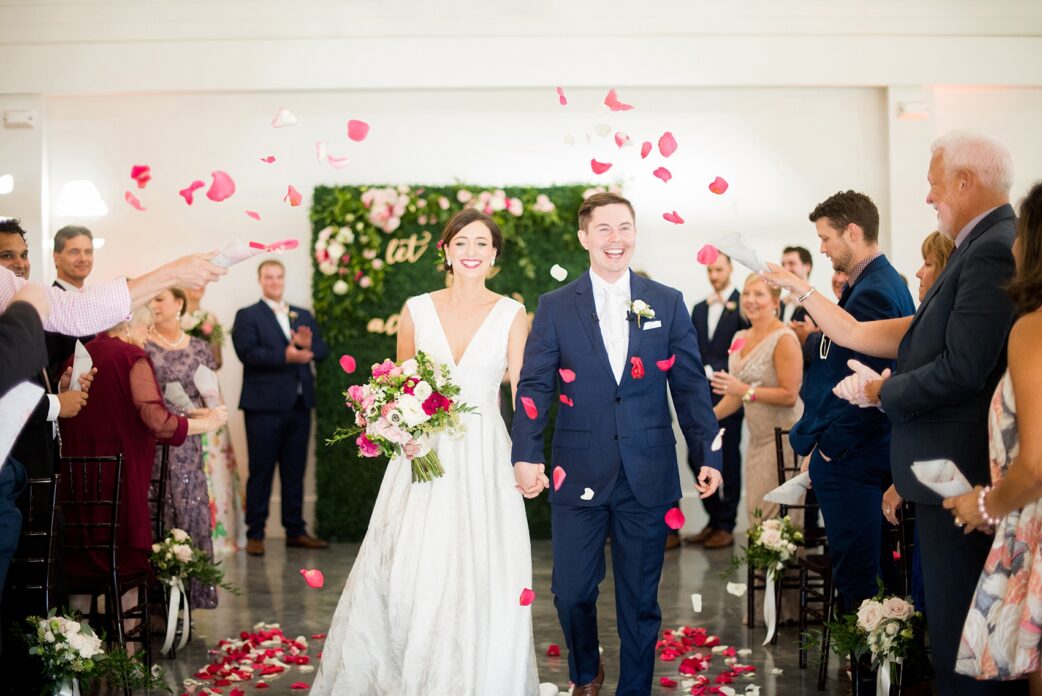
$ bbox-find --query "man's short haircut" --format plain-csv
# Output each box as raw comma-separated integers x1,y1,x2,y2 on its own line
931,130,1014,194
0,217,26,240
258,259,285,277
808,191,880,245
53,225,92,252
782,245,813,270
578,192,635,231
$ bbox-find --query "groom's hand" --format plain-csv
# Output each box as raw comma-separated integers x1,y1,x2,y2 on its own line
514,461,549,499
695,467,723,499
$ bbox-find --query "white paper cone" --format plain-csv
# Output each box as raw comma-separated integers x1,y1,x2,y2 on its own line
69,340,93,393
164,382,196,413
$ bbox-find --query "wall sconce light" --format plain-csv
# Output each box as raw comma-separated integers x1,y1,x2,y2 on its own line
55,180,108,217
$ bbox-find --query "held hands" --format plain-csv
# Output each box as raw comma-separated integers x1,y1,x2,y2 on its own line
514,461,550,499
833,359,890,408
710,370,747,397
694,467,722,499
291,326,314,350
285,344,314,364
759,262,809,295
942,486,992,535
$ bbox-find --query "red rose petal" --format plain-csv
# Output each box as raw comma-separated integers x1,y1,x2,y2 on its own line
255,682,269,689
284,185,303,207
520,396,538,420
300,568,324,588
728,338,746,354
339,355,356,373
206,170,236,202
290,683,309,690
310,633,326,639
708,176,729,195
230,689,245,696
546,643,561,657
656,354,676,371
614,131,631,148
179,180,205,205
590,159,612,175
260,155,276,163
559,394,574,407
555,87,567,106
696,244,720,265
558,369,576,383
660,677,678,687
658,131,678,157
130,164,151,188
124,190,146,211
519,587,536,606
347,119,370,142
552,466,566,492
604,88,634,111
664,507,686,530
662,211,685,225
246,210,261,221
630,356,645,380
653,167,672,183
640,141,652,159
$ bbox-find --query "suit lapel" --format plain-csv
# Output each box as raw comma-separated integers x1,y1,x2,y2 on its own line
574,272,616,382
621,272,648,385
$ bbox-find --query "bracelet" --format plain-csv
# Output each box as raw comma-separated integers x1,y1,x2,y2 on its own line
797,287,816,303
742,386,757,404
978,486,1001,528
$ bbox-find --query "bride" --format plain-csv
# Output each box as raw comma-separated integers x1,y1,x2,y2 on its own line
311,209,547,695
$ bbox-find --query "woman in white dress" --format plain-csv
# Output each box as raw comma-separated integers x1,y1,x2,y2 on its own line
311,209,543,695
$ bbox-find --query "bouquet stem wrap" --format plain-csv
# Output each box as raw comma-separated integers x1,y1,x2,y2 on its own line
57,678,80,696
161,576,191,655
762,566,779,646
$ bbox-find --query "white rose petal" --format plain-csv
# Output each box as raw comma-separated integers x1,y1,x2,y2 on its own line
549,264,568,282
726,582,748,597
691,593,702,613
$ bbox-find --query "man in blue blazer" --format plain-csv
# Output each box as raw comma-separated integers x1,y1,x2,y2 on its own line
233,260,329,556
512,193,722,696
787,191,914,615
688,253,747,549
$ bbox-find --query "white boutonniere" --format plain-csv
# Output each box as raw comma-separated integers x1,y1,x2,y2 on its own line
725,300,737,312
627,299,656,327
288,309,299,322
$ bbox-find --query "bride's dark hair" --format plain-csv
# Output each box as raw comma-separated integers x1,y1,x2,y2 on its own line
439,209,504,275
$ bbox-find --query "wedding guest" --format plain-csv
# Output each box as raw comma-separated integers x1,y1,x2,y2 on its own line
831,271,849,300
687,253,748,549
44,226,95,390
146,287,219,608
763,131,1020,694
233,260,329,556
789,191,915,615
780,246,813,325
943,180,1042,690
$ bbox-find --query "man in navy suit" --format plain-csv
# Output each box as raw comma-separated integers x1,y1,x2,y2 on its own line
687,253,747,549
787,191,914,616
233,260,329,556
512,192,722,696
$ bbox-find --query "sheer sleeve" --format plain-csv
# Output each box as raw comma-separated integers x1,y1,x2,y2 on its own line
129,358,188,445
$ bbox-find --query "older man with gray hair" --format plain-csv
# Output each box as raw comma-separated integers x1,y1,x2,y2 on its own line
762,130,1023,693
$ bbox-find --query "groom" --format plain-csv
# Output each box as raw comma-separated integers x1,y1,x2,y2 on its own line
512,192,723,696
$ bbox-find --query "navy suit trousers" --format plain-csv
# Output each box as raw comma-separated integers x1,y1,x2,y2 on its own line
244,398,311,539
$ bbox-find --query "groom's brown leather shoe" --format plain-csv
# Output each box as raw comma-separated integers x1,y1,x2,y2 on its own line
574,662,605,695
286,534,329,549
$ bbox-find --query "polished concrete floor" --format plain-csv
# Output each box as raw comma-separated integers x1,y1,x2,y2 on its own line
158,540,852,695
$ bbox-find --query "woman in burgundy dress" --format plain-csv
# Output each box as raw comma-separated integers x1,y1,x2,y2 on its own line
60,305,227,582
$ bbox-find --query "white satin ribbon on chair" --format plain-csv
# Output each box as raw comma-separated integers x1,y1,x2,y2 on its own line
877,657,898,696
762,567,779,646
57,678,80,696
161,576,191,655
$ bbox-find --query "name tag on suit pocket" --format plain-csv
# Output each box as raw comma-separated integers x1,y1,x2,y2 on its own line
642,320,662,330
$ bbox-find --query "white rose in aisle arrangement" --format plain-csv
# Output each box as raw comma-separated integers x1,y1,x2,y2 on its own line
857,600,885,632
882,596,914,621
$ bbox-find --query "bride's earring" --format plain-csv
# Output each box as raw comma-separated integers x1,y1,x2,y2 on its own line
490,256,495,267
445,259,452,267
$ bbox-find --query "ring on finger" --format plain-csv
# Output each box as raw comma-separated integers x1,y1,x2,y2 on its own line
955,516,965,528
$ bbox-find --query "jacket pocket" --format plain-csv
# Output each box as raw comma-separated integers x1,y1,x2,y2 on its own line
645,426,676,447
553,428,591,450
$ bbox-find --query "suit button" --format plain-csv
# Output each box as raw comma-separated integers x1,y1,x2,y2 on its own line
615,397,623,404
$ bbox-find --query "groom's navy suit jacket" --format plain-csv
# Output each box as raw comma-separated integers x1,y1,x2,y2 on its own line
511,270,721,508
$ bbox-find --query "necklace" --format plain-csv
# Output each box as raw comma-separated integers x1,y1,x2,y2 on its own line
151,326,188,349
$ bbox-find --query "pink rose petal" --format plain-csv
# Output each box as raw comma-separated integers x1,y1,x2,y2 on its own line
664,507,686,530
614,131,631,148
662,211,685,225
519,587,536,606
339,355,356,373
246,210,261,221
520,396,538,420
653,167,672,183
709,176,729,195
660,677,678,687
260,155,276,163
640,141,652,159
206,170,236,202
271,107,298,128
347,119,370,142
315,140,328,162
559,394,574,407
604,88,634,112
658,131,678,158
284,185,303,207
300,568,324,588
124,190,145,211
696,244,720,265
552,466,566,492
656,354,676,371
179,180,205,205
590,159,612,175
555,86,567,106
130,164,151,189
327,154,350,169
728,337,746,354
558,369,576,383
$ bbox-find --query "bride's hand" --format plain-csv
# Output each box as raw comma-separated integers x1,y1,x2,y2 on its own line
760,262,809,295
514,461,549,498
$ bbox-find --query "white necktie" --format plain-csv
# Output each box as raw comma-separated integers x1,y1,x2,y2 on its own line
603,286,628,383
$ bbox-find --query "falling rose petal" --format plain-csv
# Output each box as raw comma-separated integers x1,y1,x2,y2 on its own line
555,86,567,106
546,643,561,657
245,210,261,221
300,568,325,588
271,107,298,128
260,155,276,163
284,185,303,207
550,264,568,282
315,140,328,162
658,131,678,157
709,176,730,195
580,487,595,501
653,167,672,183
691,593,703,613
179,180,205,205
327,155,350,169
559,394,574,407
664,507,686,530
656,354,676,372
347,119,370,142
124,190,145,211
660,677,678,688
519,588,536,606
604,88,634,111
206,170,236,202
590,159,612,175
640,141,652,159
520,396,538,420
726,582,748,597
593,123,612,138
630,356,645,379
711,428,726,452
339,355,357,373
696,244,720,265
130,164,151,188
662,211,685,225
614,131,631,148
552,466,566,492
728,337,746,354
558,369,576,383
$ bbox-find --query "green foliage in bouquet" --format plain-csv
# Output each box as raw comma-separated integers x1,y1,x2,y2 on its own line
182,309,226,348
724,510,804,579
815,581,923,670
151,528,240,595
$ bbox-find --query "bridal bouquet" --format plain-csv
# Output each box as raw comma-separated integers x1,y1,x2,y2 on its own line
181,309,225,348
329,351,474,482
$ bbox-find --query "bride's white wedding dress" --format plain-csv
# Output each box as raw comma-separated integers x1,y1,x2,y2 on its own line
311,293,541,696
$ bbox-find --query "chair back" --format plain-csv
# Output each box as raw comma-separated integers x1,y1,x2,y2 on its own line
7,474,60,614
773,427,827,549
57,455,124,576
149,444,170,541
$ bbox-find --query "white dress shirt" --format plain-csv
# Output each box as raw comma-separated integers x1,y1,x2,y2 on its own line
706,284,734,341
263,297,293,342
590,269,631,384
781,294,800,325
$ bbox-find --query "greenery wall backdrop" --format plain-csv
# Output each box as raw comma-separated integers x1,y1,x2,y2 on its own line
310,183,603,540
